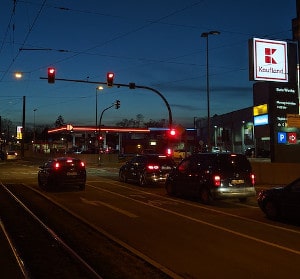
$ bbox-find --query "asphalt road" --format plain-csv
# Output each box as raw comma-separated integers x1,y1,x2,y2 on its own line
1,159,300,279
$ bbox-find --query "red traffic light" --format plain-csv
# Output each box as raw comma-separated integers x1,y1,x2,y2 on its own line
106,72,114,87
48,67,56,83
169,129,176,136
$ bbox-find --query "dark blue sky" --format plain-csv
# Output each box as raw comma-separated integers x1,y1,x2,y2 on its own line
0,0,296,128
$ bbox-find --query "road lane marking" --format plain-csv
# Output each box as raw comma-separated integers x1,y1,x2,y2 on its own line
80,197,138,218
93,181,300,235
88,183,300,256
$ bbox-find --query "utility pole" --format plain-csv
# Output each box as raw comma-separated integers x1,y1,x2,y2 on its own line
21,96,26,158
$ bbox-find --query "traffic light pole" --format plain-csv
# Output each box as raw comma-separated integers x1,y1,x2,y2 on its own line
98,103,115,165
40,77,173,127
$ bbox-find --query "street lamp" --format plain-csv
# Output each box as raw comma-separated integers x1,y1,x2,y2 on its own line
33,109,37,144
95,86,103,129
14,72,23,79
201,30,220,151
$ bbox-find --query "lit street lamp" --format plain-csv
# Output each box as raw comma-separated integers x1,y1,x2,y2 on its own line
201,30,220,151
14,72,23,79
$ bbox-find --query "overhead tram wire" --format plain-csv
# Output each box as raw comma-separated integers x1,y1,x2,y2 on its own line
0,0,18,56
0,0,47,82
26,1,205,74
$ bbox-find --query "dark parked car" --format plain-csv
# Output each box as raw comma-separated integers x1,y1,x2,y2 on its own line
0,150,5,160
165,153,256,204
257,178,300,221
119,154,176,186
38,157,86,190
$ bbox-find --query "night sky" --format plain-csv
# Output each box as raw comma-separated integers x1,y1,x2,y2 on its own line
0,0,296,128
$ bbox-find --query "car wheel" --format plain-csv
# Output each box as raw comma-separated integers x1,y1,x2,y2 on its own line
165,181,176,196
119,170,127,182
264,200,279,220
200,187,213,205
138,172,147,186
38,177,45,189
45,178,55,191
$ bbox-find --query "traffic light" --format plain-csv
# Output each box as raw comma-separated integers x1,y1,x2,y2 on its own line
106,72,114,87
168,128,177,137
115,100,120,109
48,67,56,83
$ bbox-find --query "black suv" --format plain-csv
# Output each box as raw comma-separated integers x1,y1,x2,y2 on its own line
119,154,176,186
165,153,256,204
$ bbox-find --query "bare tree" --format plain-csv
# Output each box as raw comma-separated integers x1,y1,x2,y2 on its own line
55,115,65,127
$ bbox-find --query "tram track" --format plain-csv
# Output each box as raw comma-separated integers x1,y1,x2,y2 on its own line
0,183,171,279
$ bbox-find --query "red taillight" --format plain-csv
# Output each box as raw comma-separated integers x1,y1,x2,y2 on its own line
251,173,255,185
80,162,85,167
54,162,60,170
166,148,172,156
147,165,159,170
213,175,221,187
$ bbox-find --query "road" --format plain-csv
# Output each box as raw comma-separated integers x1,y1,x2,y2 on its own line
1,159,300,279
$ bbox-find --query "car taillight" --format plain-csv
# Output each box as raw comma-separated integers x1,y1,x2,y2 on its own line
166,148,172,156
213,175,221,187
54,162,60,170
80,162,85,167
147,165,159,170
251,173,255,185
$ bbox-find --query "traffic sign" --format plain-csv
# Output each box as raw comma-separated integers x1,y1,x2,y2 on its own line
287,114,300,128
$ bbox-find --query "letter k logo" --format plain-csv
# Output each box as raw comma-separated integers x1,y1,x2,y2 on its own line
265,48,277,64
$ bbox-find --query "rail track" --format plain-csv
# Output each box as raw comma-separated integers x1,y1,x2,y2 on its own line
0,183,170,279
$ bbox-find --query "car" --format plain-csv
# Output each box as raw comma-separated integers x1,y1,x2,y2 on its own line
165,153,256,204
38,157,86,191
0,150,5,160
119,154,176,186
211,146,220,153
173,149,191,160
257,178,300,221
6,151,18,160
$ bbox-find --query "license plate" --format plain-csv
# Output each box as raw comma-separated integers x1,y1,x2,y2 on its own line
161,166,171,170
67,172,78,176
231,179,244,185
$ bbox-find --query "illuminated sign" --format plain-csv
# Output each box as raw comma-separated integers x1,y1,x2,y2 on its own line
271,86,299,128
288,132,297,144
278,132,297,144
17,126,23,139
253,104,268,116
287,114,300,128
278,132,287,143
254,114,269,126
250,38,288,82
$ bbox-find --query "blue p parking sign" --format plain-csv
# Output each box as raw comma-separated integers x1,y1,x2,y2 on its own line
278,132,287,144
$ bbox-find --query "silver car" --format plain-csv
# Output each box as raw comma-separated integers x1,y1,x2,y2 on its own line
165,153,256,204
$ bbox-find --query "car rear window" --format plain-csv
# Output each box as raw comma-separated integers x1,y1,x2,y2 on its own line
56,159,84,167
147,156,175,166
215,154,251,172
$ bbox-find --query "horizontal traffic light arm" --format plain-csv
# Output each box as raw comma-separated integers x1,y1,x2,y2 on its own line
40,77,172,127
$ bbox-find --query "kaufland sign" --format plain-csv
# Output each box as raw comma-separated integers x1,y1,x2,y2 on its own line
250,38,288,82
